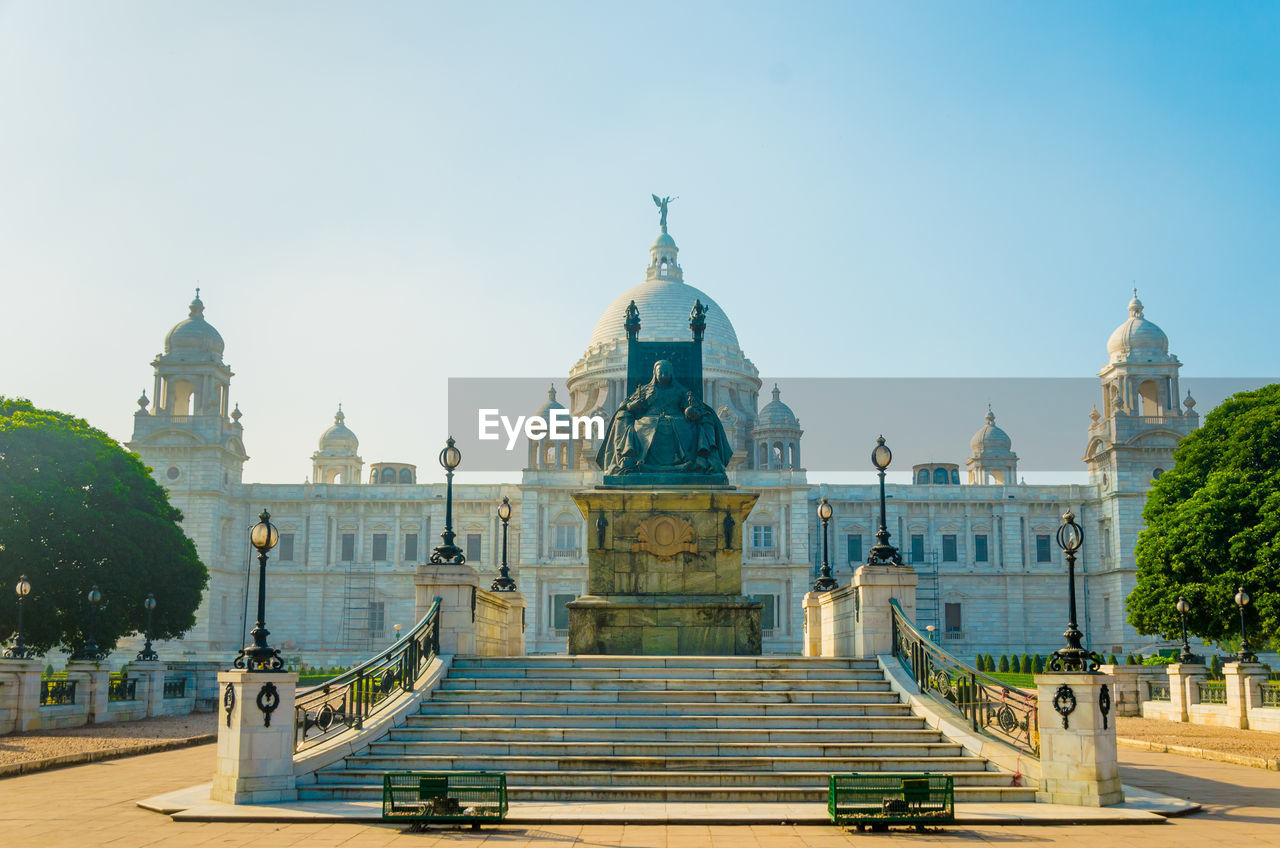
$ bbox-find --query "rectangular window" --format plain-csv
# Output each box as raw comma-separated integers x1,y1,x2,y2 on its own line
369,601,385,638
757,595,778,632
1036,534,1052,563
403,533,418,562
466,533,482,563
554,524,578,550
751,525,775,549
551,593,575,632
1103,595,1112,630
941,534,957,562
340,533,355,562
910,534,924,563
846,535,862,564
973,534,988,563
278,533,295,562
372,533,388,561
944,602,962,634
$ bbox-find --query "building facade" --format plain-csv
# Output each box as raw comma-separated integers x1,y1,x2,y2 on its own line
127,229,1197,665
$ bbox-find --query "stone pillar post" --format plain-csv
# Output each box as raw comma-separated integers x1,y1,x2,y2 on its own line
1097,664,1163,717
503,592,527,657
212,670,298,804
130,660,168,717
1224,661,1269,730
0,658,46,732
65,661,110,724
1167,663,1207,723
802,592,822,657
853,564,917,658
414,562,480,656
1036,672,1124,807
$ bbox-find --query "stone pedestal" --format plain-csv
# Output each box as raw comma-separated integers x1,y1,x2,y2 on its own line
212,670,298,804
0,658,46,732
414,561,481,655
502,592,527,658
802,592,823,657
567,489,761,655
65,661,110,724
130,660,168,717
1225,661,1269,729
1036,673,1124,807
1098,664,1165,717
1169,663,1208,722
853,564,917,657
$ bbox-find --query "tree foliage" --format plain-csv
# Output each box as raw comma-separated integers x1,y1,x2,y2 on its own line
0,398,207,656
1127,383,1280,651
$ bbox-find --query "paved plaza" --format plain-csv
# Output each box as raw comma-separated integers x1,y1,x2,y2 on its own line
1,744,1278,847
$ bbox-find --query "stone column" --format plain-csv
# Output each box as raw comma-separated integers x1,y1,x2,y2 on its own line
502,592,527,657
212,670,298,804
65,661,110,724
414,562,480,656
1224,661,1269,730
130,660,168,717
0,658,46,732
853,564,917,658
1167,663,1207,723
801,592,822,657
1036,672,1124,806
1097,664,1163,717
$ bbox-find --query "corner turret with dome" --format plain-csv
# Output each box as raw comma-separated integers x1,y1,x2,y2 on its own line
967,406,1018,484
753,384,803,471
1107,291,1171,363
312,405,363,484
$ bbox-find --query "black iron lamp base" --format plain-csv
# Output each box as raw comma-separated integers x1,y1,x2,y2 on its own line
430,545,465,564
136,641,159,662
234,644,284,671
811,576,838,592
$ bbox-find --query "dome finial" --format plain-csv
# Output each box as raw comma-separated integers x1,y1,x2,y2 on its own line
652,193,677,234
1128,287,1144,318
335,403,344,424
548,384,557,402
772,384,781,402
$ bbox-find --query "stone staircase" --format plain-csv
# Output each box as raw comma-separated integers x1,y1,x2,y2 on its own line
298,656,1036,803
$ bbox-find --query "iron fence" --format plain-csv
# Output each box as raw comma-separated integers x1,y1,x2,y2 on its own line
40,678,76,706
1261,683,1280,708
890,599,1039,757
1197,681,1227,705
1146,679,1171,701
163,678,188,699
108,676,138,702
295,597,441,753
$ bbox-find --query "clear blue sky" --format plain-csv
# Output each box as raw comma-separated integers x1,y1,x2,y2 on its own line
1,1,1276,483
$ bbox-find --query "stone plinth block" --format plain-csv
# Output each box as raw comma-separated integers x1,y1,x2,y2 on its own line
567,488,761,655
1098,664,1165,717
853,564,918,658
414,561,481,656
1036,672,1124,807
0,658,46,732
212,670,298,804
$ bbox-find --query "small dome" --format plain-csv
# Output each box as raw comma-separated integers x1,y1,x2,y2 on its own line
756,385,800,429
970,408,1014,457
1107,293,1169,362
652,231,677,249
535,385,565,418
318,406,359,452
164,293,225,358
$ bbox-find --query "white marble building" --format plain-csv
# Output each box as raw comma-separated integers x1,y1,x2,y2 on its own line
127,227,1197,665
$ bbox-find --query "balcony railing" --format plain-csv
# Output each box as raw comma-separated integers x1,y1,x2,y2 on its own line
746,547,777,560
40,679,76,706
549,548,579,559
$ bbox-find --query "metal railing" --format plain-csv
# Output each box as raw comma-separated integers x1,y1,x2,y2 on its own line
40,679,76,706
294,597,441,753
1261,683,1280,708
1146,679,1171,701
163,678,188,699
1197,681,1227,705
108,676,138,702
745,548,777,560
890,599,1039,757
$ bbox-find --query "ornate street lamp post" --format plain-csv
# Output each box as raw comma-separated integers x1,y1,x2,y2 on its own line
867,436,904,565
234,509,282,670
393,623,402,642
77,585,103,661
1175,596,1195,664
3,575,33,659
492,496,517,591
137,594,159,662
1048,509,1099,672
925,624,937,644
812,497,837,591
1234,586,1257,663
431,437,464,564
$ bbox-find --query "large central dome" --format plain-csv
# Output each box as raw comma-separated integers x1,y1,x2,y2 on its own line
588,279,739,350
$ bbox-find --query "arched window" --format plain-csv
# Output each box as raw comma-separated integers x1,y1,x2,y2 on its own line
933,468,948,485
758,443,769,469
1139,380,1161,416
916,469,929,484
380,467,396,483
399,468,413,483
950,468,960,485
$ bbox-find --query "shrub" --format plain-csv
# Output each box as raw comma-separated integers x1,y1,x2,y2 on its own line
1019,654,1032,674
998,655,1010,673
1126,654,1139,665
1106,653,1118,666
1033,654,1045,674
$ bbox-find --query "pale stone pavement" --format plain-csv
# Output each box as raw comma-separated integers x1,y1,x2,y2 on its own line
1,744,1279,848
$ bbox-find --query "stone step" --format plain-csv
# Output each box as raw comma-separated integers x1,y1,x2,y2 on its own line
327,754,989,773
452,656,881,670
307,768,1022,789
429,689,902,704
299,783,1038,804
402,712,926,730
387,727,944,744
452,667,887,681
439,677,893,692
416,700,914,717
362,741,965,758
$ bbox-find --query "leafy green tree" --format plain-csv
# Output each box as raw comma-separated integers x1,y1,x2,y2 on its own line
0,398,207,657
1128,384,1280,651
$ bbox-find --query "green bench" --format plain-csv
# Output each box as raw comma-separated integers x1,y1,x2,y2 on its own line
828,773,955,831
381,771,508,830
